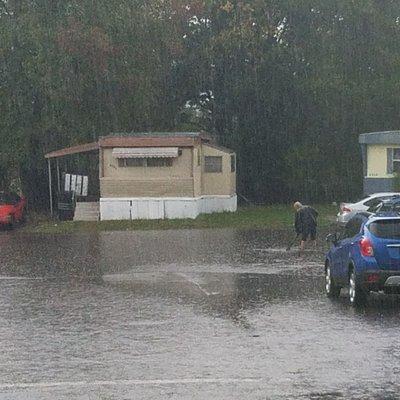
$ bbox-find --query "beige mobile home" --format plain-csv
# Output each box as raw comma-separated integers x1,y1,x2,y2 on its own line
359,131,400,194
45,132,237,220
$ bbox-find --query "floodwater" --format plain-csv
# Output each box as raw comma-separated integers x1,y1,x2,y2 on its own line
0,228,400,399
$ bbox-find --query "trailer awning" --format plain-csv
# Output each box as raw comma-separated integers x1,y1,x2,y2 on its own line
45,142,99,159
112,147,179,158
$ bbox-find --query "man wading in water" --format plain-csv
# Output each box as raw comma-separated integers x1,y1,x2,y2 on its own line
293,202,318,253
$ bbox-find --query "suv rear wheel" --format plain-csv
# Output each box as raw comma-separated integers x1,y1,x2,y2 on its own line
349,268,367,306
325,262,340,298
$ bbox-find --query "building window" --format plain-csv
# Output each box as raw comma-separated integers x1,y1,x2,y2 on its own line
230,154,236,172
118,158,144,167
147,158,173,167
204,156,222,173
393,148,400,174
118,158,173,167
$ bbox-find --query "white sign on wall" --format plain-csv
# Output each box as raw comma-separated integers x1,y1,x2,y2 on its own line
82,176,89,196
76,175,83,195
64,174,71,192
70,175,77,193
64,173,89,196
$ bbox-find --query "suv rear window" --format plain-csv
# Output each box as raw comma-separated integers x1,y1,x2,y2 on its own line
369,220,400,238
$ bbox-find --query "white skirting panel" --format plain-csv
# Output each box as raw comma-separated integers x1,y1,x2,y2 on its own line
100,195,237,221
100,200,131,220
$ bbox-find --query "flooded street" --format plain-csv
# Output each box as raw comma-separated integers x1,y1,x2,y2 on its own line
1,228,400,399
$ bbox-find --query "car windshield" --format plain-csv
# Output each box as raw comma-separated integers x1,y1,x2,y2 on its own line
0,193,14,205
369,220,400,238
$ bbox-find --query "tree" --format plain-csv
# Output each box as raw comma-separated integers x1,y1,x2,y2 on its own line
2,0,400,206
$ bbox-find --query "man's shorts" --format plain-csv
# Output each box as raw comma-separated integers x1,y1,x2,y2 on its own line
301,227,316,241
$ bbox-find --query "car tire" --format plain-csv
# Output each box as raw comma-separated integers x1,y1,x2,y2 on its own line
348,267,367,306
325,262,341,298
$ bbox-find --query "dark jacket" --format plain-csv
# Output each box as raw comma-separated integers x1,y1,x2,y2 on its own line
295,205,318,234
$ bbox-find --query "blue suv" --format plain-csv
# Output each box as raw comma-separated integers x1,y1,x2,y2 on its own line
325,213,400,305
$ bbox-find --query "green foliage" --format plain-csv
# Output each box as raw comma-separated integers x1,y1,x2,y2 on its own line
1,1,400,206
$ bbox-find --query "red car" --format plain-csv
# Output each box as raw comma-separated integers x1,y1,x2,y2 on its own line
0,192,27,228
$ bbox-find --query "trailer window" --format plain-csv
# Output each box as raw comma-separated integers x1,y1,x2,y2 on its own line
147,158,173,167
118,158,172,167
231,155,236,172
205,156,222,173
118,158,144,167
394,148,400,173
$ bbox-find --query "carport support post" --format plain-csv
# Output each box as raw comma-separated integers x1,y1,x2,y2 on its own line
56,158,61,194
48,159,53,217
56,158,61,193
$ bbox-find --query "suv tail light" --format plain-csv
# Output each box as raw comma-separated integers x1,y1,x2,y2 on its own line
360,237,374,257
342,206,351,213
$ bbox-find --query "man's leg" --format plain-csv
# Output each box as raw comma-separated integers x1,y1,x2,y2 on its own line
299,232,307,253
310,228,317,249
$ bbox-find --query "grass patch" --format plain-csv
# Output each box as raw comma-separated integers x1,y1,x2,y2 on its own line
21,204,337,234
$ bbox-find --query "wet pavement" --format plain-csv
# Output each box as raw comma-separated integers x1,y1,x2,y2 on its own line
1,228,400,399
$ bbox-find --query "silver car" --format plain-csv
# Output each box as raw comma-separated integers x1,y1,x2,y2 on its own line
336,192,400,226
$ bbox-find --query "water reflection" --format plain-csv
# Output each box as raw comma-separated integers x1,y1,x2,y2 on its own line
103,269,323,331
1,228,400,399
0,232,103,279
328,292,400,324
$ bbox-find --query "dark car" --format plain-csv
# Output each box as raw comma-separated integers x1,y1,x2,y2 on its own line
0,192,27,228
325,213,400,305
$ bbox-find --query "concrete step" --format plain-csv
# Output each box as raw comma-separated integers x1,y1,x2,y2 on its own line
75,203,100,210
74,208,100,213
74,206,99,210
74,211,100,217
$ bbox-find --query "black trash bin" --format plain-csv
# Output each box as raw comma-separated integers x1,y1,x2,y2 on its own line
57,192,74,221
